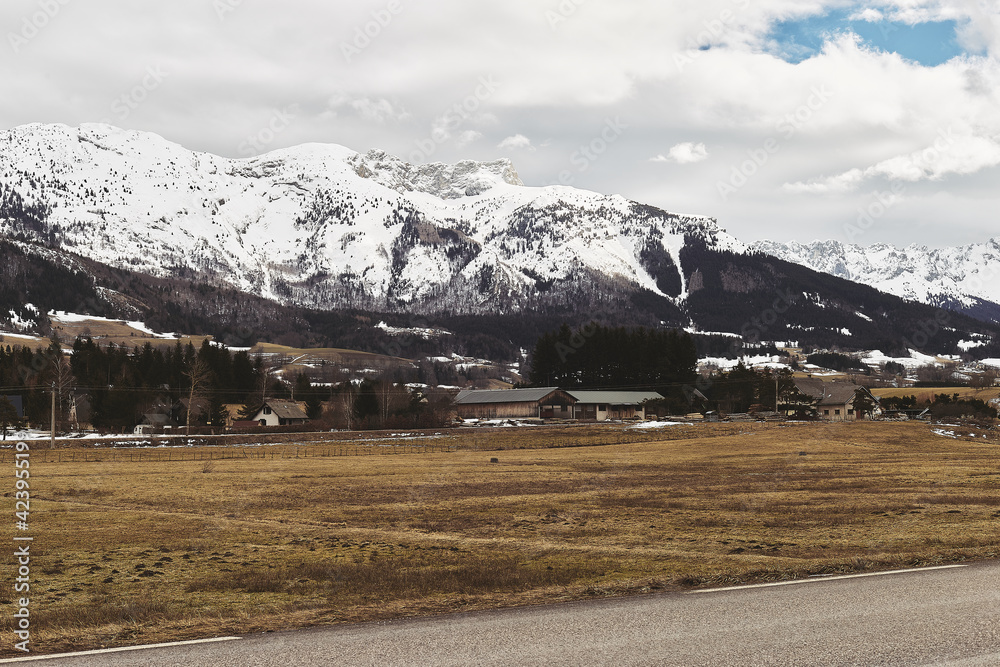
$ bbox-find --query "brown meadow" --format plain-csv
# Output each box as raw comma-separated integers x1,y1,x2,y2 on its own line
2,421,998,655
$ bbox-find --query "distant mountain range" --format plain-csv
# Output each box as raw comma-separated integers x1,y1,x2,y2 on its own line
751,239,1000,325
1,123,997,359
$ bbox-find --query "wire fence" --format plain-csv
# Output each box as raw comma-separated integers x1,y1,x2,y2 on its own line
0,442,456,464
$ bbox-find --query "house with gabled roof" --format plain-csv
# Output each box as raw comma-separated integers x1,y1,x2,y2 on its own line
251,399,309,427
793,378,879,422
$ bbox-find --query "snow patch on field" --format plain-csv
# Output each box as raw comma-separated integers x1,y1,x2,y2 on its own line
49,311,177,338
630,420,689,429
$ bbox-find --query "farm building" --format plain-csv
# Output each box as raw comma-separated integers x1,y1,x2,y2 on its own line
453,387,576,420
250,399,309,427
793,379,879,421
565,390,662,421
454,388,663,421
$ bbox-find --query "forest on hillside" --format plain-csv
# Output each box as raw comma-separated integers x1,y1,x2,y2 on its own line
0,338,451,434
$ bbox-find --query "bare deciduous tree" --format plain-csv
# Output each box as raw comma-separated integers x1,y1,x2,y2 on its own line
184,359,212,431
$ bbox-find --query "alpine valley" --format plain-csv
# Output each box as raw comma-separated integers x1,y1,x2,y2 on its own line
1,122,998,360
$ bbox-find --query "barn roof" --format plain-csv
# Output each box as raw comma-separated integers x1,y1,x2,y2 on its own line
566,390,663,405
454,387,563,405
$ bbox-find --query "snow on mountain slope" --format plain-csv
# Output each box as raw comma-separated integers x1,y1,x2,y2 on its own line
0,123,737,313
751,239,1000,311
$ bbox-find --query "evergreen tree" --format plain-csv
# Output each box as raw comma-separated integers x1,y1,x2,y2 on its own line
353,379,379,424
0,396,20,440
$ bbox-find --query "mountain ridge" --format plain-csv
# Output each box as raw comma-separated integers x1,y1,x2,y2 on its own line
1,122,998,358
0,122,733,315
751,238,1000,324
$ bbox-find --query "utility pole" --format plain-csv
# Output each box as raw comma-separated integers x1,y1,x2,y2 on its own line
50,381,56,449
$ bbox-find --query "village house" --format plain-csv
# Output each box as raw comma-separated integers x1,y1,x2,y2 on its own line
453,387,576,420
793,378,879,421
250,399,309,427
565,390,662,421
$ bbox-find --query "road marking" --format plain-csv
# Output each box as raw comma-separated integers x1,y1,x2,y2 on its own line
0,636,242,663
687,565,969,594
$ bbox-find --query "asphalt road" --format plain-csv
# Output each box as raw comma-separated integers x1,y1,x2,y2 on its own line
9,562,1000,666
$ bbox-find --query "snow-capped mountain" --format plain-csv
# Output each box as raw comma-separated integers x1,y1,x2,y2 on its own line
751,239,1000,322
2,122,998,357
0,123,738,314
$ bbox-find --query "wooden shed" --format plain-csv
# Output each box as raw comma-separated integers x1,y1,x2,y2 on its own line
566,390,663,421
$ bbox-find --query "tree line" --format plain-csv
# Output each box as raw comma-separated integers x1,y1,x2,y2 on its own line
0,338,451,434
528,323,698,412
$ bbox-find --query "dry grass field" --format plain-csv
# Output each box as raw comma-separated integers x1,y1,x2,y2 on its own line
3,421,1000,656
249,341,413,377
47,316,211,349
871,386,1000,404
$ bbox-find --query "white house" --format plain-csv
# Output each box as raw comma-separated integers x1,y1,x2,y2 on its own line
251,399,309,427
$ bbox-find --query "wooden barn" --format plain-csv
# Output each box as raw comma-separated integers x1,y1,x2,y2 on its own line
453,387,576,420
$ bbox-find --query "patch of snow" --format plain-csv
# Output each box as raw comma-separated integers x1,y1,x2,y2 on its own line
685,328,740,338
376,321,452,339
629,420,688,429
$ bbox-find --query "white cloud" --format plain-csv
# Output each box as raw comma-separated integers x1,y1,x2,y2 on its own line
652,142,709,164
456,130,483,147
350,98,410,124
849,8,885,22
497,134,534,151
1,0,999,247
325,95,410,124
785,132,1000,193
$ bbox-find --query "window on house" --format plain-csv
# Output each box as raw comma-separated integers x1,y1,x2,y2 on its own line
599,404,607,411
835,409,841,415
824,410,830,415
263,406,272,415
848,409,854,415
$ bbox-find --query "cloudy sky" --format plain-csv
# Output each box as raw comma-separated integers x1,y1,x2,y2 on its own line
3,0,999,248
